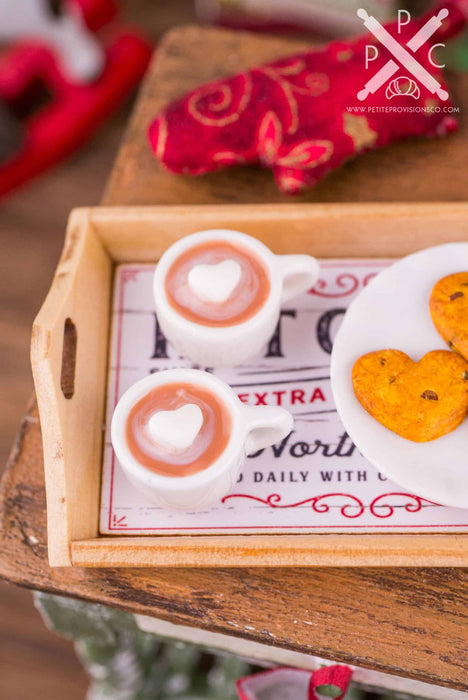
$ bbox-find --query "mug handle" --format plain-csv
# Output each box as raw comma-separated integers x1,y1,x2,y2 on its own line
277,254,320,303
242,405,294,455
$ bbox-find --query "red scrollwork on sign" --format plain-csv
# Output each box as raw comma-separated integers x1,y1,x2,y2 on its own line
222,492,441,519
369,493,440,518
310,273,359,298
222,493,365,518
363,272,377,287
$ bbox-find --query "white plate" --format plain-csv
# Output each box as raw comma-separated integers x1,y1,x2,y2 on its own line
331,243,468,509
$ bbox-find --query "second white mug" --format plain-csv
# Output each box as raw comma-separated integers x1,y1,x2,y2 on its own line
111,369,294,510
153,229,319,366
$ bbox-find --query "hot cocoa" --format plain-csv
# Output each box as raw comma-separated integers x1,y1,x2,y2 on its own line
165,240,270,326
125,381,232,477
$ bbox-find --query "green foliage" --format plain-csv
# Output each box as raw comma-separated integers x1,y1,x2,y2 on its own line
33,593,434,700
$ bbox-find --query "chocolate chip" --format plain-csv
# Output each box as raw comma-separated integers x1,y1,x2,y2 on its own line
380,358,386,366
449,291,464,300
389,376,396,384
421,390,438,401
463,371,468,381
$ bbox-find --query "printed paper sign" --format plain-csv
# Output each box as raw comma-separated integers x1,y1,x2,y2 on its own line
100,261,468,534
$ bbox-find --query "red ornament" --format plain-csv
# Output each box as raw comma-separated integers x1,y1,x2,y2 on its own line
308,665,353,700
149,1,466,194
235,664,353,700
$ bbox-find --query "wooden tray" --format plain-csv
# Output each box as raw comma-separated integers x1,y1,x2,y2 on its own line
31,202,468,567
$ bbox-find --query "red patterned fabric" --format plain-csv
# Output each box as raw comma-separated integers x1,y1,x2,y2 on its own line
149,1,466,194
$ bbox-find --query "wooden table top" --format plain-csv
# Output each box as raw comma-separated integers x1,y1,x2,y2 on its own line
1,26,467,691
103,26,468,205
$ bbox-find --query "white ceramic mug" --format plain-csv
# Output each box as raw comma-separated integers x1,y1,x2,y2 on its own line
153,229,319,366
111,368,293,510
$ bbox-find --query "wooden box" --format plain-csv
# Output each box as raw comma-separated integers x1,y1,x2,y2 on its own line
31,202,468,567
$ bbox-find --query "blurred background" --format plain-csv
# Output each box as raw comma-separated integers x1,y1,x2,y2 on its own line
1,3,195,698
0,1,466,698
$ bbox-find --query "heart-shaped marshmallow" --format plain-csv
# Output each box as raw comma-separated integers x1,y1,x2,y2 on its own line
352,349,468,442
148,403,204,453
430,272,468,361
187,259,241,304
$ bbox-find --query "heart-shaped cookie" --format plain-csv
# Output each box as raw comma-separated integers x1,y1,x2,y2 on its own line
352,349,468,442
187,259,242,303
430,272,468,362
148,403,204,453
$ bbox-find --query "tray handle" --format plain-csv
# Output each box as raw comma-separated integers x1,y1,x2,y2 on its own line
60,317,77,399
31,210,87,436
31,208,111,565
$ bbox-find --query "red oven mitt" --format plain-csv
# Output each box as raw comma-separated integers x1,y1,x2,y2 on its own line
149,1,466,194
